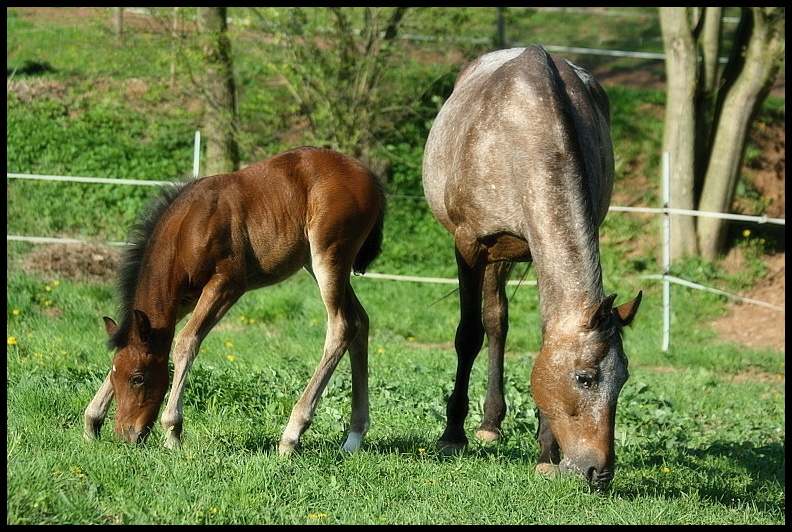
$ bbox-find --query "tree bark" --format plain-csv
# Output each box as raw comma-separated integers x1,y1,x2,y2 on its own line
659,8,700,258
197,7,240,176
696,7,786,259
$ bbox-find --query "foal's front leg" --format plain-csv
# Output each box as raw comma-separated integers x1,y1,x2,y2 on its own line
160,276,241,449
83,371,114,441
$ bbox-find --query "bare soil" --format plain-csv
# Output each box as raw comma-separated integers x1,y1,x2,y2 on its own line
10,6,785,354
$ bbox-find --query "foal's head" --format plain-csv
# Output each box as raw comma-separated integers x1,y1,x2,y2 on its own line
105,309,170,443
530,292,641,489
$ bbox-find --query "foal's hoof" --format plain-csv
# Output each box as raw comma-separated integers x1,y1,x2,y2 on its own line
535,462,559,479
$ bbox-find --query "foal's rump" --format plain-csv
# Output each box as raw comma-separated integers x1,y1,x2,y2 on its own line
163,146,386,288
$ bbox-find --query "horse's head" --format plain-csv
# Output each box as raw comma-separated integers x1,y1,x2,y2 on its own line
105,309,170,444
531,292,641,490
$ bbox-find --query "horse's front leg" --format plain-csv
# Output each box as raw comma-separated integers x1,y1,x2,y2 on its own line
438,248,485,454
161,277,241,449
475,261,512,442
535,410,561,477
83,371,114,441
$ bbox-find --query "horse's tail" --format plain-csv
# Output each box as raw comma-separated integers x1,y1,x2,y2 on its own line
353,175,387,275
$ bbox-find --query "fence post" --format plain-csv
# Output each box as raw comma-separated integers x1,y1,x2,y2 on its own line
193,131,201,178
661,151,671,352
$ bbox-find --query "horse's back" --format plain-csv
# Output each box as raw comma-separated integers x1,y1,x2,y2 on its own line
156,147,384,288
422,45,614,242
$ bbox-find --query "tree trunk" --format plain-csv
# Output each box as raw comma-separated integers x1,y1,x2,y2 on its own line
197,7,240,176
659,8,700,259
112,7,123,37
696,7,786,259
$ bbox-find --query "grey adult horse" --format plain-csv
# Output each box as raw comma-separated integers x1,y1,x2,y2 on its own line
422,45,642,490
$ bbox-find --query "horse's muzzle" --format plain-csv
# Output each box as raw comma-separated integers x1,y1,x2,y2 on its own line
560,458,613,491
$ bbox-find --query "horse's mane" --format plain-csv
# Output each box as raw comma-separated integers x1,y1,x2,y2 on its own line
108,180,191,349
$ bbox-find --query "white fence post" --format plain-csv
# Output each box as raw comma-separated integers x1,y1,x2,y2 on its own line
661,151,671,352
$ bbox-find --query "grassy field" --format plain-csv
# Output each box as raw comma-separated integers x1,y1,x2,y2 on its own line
6,7,785,525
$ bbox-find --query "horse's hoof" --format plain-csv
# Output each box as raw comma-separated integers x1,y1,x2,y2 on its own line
341,431,364,453
163,434,182,450
474,428,501,442
436,440,466,456
535,462,559,479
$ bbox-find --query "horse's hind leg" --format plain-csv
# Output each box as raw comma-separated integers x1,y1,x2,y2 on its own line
475,261,512,443
279,265,362,455
438,247,486,454
83,371,114,441
340,286,370,452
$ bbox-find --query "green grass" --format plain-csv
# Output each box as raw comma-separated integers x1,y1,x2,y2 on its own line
6,7,785,525
6,269,785,525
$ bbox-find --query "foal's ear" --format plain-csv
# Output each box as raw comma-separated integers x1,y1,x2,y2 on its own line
103,316,118,337
131,309,153,344
614,290,642,327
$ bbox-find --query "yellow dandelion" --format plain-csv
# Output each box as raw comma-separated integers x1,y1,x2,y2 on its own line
407,336,415,342
247,318,256,324
45,285,52,292
7,337,17,345
209,507,218,514
238,315,247,322
34,353,43,358
52,280,60,286
225,340,233,347
70,466,82,473
377,348,385,354
12,309,20,316
742,229,751,238
227,355,236,362
418,448,425,454
308,513,328,519
662,467,670,473
52,471,62,476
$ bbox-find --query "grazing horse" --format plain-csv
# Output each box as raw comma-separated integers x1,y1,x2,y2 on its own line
422,45,642,489
83,146,386,455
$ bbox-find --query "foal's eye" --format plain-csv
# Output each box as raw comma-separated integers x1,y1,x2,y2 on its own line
130,375,145,386
575,372,596,388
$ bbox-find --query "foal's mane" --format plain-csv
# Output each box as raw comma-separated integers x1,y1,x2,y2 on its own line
108,180,191,349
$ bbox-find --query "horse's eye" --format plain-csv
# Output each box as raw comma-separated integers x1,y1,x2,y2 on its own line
575,372,595,388
130,375,145,386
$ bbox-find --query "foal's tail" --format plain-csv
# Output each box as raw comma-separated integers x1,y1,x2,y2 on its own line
353,175,387,275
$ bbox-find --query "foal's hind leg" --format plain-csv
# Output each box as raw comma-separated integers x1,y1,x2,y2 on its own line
340,287,371,452
475,261,512,443
279,267,364,455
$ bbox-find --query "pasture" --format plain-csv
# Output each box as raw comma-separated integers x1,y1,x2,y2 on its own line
6,7,785,525
6,251,785,524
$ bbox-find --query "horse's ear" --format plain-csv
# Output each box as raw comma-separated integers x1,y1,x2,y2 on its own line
103,316,118,337
583,294,617,329
614,290,642,327
131,309,153,344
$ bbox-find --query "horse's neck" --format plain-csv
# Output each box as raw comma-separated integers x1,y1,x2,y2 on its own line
131,267,184,332
527,187,606,328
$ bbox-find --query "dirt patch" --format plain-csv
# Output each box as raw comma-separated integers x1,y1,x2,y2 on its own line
20,243,120,283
